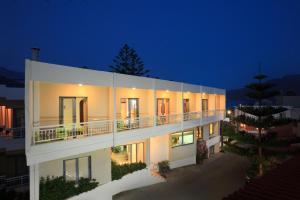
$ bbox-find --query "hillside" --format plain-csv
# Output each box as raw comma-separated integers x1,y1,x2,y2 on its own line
227,74,300,108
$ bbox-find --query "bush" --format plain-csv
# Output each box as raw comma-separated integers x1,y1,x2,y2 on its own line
40,176,98,200
158,160,170,176
111,161,146,180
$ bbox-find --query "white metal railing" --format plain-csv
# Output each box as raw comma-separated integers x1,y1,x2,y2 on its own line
5,175,29,188
0,127,25,138
156,113,183,125
183,111,201,121
31,110,226,145
117,116,154,131
33,120,113,144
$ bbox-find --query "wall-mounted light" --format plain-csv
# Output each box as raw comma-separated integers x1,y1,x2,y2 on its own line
78,84,83,87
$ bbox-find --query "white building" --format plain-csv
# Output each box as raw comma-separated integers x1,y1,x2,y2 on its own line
25,60,226,200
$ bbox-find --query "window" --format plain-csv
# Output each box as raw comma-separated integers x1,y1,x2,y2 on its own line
171,132,183,147
183,130,194,145
209,123,214,136
171,130,194,147
63,156,91,182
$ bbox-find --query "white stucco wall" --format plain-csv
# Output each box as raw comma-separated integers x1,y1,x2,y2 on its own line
149,134,169,169
39,148,111,185
39,82,112,125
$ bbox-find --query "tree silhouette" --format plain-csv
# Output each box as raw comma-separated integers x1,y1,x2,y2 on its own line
235,73,289,176
109,44,149,76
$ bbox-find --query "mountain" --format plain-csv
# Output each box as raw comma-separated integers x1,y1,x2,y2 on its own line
227,74,300,108
0,67,24,87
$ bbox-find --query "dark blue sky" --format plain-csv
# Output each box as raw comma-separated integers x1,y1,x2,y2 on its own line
1,0,300,89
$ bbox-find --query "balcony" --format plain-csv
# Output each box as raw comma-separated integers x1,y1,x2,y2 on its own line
117,116,154,131
31,110,225,145
33,120,113,144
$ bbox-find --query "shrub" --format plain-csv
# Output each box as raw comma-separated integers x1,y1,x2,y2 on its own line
111,161,146,180
158,160,170,176
40,176,98,200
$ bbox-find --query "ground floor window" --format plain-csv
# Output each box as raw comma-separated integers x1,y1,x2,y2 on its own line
63,156,91,182
209,123,214,136
171,129,194,147
111,142,144,164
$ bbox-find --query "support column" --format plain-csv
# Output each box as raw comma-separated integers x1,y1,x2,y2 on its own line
30,164,39,200
181,83,184,131
146,138,151,168
113,73,117,146
33,81,40,128
152,79,157,127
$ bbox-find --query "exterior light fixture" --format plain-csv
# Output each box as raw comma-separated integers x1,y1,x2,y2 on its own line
78,84,83,87
166,90,169,93
132,87,136,90
227,110,232,115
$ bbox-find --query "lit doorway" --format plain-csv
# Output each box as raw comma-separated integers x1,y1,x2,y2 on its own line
157,98,169,124
59,97,88,126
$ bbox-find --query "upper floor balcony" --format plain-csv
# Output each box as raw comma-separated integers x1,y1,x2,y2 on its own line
30,81,225,145
25,60,225,164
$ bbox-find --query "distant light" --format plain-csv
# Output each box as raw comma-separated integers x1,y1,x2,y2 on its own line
202,93,206,95
132,87,136,90
166,90,169,93
78,84,83,87
227,110,232,115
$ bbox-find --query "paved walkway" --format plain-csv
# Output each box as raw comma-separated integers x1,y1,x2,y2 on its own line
114,153,249,200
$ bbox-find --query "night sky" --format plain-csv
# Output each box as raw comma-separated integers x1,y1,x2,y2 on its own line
1,0,300,89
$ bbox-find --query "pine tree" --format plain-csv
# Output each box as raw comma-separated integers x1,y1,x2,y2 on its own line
235,73,289,176
109,44,149,76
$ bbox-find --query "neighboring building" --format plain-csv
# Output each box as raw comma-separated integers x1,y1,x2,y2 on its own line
234,105,300,137
25,60,226,200
0,71,28,192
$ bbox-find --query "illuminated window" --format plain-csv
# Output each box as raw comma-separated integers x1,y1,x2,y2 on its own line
209,123,214,135
171,132,183,147
171,130,194,147
183,130,194,145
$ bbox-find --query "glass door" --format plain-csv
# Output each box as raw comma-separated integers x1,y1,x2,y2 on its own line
59,97,76,126
127,98,139,128
183,99,190,120
157,98,170,124
202,99,208,117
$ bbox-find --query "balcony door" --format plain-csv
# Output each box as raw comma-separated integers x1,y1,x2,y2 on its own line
157,98,169,116
127,98,139,119
157,98,169,124
183,99,190,113
202,99,208,111
59,97,88,125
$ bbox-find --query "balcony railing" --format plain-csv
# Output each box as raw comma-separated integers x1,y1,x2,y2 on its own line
31,110,225,145
183,111,201,121
117,116,154,131
33,120,113,144
0,127,25,138
156,113,182,125
4,175,29,189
